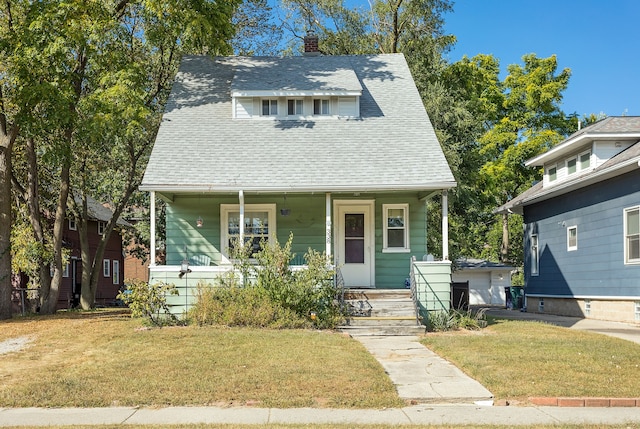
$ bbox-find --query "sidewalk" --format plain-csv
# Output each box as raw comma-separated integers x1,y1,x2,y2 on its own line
1,404,639,426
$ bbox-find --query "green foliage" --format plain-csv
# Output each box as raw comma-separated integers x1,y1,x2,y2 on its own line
190,234,344,329
426,308,487,332
117,279,180,327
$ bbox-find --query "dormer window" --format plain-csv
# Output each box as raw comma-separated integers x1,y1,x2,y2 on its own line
261,99,278,116
566,156,577,175
287,99,303,116
313,99,330,115
547,165,557,182
579,151,591,170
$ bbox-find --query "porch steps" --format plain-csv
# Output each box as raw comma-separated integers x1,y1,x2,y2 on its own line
340,289,425,336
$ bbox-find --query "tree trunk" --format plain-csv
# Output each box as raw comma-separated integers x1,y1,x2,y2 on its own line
39,158,71,314
500,212,509,263
0,143,13,319
25,137,51,309
77,192,96,309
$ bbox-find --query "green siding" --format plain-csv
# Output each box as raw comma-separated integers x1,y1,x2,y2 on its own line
163,192,434,288
413,261,451,314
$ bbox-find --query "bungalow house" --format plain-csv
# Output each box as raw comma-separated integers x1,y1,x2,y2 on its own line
140,39,457,315
496,116,640,324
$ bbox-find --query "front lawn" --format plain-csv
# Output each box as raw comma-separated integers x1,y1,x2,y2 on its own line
422,317,640,402
0,310,402,409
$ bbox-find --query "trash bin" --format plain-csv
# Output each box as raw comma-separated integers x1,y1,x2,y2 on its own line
504,287,512,309
510,286,523,310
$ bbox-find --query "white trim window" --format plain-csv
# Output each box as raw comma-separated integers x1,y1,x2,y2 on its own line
112,260,120,285
313,98,330,115
68,219,77,231
382,204,410,252
221,204,276,257
567,225,578,251
63,263,70,278
530,234,539,276
98,221,106,235
579,150,591,170
261,99,278,116
566,156,577,175
103,259,110,277
287,99,303,116
547,164,557,183
624,206,640,264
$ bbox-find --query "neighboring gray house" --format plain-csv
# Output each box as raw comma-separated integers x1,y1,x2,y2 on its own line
140,42,457,314
497,117,640,324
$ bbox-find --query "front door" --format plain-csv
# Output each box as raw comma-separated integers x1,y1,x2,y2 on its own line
335,201,375,288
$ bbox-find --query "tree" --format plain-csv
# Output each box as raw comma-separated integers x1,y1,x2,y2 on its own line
477,54,575,263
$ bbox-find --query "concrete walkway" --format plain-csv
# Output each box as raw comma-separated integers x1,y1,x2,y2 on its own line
1,404,639,426
354,335,493,403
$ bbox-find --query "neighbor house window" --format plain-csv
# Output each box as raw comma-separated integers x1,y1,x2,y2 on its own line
103,259,110,277
566,156,577,175
221,204,276,257
579,150,591,170
567,225,578,251
547,165,557,182
530,234,539,276
261,99,278,116
63,263,70,278
382,204,410,252
98,221,106,235
313,99,330,115
112,260,120,285
68,219,77,231
287,99,303,115
624,206,640,264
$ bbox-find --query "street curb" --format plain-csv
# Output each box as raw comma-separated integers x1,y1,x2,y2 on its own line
529,397,640,407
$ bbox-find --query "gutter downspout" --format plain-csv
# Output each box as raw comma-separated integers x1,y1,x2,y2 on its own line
325,193,332,263
442,190,449,261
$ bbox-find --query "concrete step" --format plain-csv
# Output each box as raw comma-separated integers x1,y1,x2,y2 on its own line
343,289,412,300
344,316,420,327
340,324,426,336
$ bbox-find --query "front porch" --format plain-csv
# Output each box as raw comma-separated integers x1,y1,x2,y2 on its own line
149,258,452,322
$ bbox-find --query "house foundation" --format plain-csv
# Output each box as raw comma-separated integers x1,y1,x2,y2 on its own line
527,296,640,325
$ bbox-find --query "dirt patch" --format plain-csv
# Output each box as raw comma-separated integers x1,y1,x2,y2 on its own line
0,336,32,355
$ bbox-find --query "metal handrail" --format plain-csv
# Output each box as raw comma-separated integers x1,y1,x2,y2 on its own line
409,256,421,325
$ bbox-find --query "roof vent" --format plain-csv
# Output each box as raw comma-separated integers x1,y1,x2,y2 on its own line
303,30,320,56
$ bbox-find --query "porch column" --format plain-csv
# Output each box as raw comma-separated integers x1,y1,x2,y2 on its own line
239,190,245,244
325,193,332,261
149,191,156,267
442,190,449,261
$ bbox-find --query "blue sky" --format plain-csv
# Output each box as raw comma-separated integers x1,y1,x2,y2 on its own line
444,0,640,117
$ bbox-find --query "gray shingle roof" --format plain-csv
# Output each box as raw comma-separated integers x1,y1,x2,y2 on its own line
141,54,456,193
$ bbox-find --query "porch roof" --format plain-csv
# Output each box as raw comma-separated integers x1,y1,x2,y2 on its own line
141,54,456,193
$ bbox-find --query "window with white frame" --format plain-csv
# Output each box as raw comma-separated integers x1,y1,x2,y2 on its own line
566,156,577,175
287,99,303,115
221,204,276,257
547,165,557,182
63,263,70,278
530,234,539,275
112,260,120,285
98,221,106,235
579,150,591,170
382,204,410,252
68,219,77,231
567,225,578,251
261,99,278,116
624,206,640,264
103,259,110,277
313,98,330,115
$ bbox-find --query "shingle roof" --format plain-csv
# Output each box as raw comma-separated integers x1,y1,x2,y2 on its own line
141,54,456,193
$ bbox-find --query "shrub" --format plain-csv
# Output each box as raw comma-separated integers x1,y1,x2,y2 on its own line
189,234,345,329
426,307,488,332
117,279,180,327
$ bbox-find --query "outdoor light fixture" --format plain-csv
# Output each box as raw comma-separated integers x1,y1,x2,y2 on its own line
196,216,203,228
179,259,191,279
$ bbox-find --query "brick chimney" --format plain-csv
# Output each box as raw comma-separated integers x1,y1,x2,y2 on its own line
303,30,320,56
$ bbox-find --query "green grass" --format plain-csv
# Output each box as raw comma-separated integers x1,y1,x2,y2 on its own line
0,310,402,409
421,318,640,401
